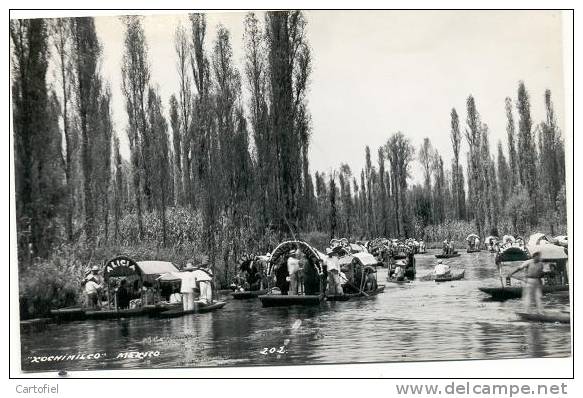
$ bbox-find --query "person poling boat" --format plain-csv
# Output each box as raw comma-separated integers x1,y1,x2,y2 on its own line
509,246,544,313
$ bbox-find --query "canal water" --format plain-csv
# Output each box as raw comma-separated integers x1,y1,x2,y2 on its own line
20,251,571,372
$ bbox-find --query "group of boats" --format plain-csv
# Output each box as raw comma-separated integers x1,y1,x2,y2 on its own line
46,232,569,325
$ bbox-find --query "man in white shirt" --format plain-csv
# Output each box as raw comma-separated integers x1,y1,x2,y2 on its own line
433,260,451,277
287,250,301,295
325,249,343,295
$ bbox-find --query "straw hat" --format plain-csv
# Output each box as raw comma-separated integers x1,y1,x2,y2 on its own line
91,265,99,272
437,260,443,264
395,260,406,266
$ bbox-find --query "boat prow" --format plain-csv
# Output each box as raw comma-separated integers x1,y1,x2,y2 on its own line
231,289,268,299
516,311,570,324
479,285,569,300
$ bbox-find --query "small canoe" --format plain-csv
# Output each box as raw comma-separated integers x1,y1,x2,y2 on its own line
393,254,408,260
516,311,570,324
258,294,324,307
50,305,170,321
435,269,465,282
157,301,226,318
326,285,385,301
466,248,481,253
231,289,268,299
479,285,569,300
435,252,461,259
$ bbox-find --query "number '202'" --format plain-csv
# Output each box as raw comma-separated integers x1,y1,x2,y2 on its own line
260,346,286,355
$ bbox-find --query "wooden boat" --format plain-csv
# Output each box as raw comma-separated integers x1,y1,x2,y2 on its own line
420,269,465,282
326,285,385,301
231,289,268,299
259,294,324,307
435,269,465,282
479,285,569,300
156,301,226,318
51,304,172,322
516,311,570,324
386,277,411,284
435,252,460,259
466,248,481,253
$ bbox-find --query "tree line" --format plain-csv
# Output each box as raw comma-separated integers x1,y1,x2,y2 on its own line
11,12,567,274
320,83,566,241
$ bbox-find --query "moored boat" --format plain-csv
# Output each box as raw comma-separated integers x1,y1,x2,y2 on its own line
435,269,465,282
479,285,569,300
435,252,460,259
156,301,227,318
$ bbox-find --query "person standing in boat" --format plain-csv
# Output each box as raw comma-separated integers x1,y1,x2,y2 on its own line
287,249,301,295
83,265,103,309
325,248,343,295
443,239,449,255
509,247,544,313
197,257,214,304
116,279,131,310
180,262,196,311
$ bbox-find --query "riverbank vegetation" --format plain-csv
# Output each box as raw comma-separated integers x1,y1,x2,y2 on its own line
12,12,567,317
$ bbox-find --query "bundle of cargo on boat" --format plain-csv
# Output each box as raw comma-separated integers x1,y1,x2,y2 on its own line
258,240,326,307
51,256,182,321
479,242,569,300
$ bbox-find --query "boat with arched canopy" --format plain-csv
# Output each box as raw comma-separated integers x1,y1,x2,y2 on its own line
258,241,326,307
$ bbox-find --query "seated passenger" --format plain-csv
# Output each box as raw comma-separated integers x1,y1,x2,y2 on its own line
169,286,182,304
433,259,451,277
392,261,406,281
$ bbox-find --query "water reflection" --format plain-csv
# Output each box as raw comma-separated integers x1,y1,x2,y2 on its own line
21,251,571,372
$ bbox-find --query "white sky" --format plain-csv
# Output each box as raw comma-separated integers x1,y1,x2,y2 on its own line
92,10,565,184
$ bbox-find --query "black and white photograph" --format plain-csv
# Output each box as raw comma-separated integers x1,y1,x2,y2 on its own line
10,9,572,376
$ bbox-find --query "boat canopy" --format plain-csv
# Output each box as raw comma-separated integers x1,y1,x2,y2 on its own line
350,243,367,253
267,240,324,275
103,256,179,281
352,252,379,267
528,244,568,261
466,234,479,241
553,235,568,247
496,247,530,263
157,269,213,282
528,233,549,247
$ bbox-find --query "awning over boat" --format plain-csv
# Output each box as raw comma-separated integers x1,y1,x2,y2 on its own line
268,240,324,275
352,252,379,267
466,234,479,241
484,235,498,243
553,235,568,247
528,244,568,261
136,261,179,275
528,233,550,247
157,269,213,282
